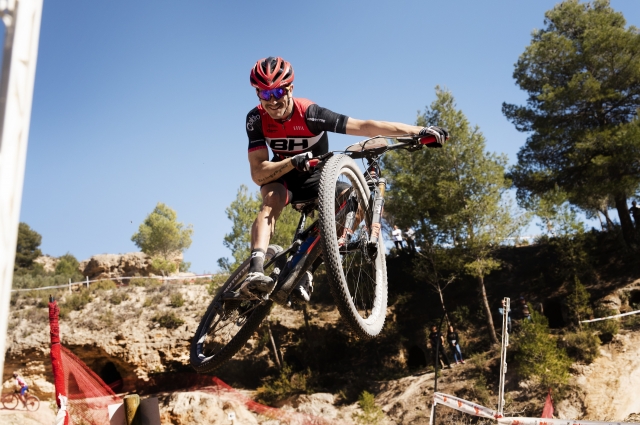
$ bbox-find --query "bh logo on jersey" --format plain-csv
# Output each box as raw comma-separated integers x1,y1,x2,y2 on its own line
269,138,309,151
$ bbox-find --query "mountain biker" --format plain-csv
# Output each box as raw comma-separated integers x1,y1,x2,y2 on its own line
12,372,28,406
225,56,448,302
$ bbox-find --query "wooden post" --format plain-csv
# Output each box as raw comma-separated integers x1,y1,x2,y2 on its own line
68,278,71,293
123,394,141,425
86,276,89,289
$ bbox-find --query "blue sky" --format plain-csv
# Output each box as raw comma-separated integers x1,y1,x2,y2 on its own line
17,0,640,273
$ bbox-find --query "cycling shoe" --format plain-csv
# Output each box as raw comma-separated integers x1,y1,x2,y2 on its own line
291,271,314,303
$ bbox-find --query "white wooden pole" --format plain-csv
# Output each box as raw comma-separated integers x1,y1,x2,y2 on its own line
497,297,510,416
86,275,89,289
0,0,44,380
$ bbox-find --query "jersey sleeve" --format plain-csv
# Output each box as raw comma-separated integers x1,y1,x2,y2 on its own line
246,108,267,152
305,104,348,134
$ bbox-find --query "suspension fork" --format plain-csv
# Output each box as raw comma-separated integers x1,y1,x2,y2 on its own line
368,178,387,249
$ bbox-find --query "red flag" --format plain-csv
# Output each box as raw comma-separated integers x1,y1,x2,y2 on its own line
541,388,554,418
49,299,69,425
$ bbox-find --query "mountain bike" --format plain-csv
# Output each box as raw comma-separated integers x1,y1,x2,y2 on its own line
190,134,442,373
1,390,40,411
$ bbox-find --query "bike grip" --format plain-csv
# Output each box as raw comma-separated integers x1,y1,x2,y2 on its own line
419,135,437,145
308,158,320,167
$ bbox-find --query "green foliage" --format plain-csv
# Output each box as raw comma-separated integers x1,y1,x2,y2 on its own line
352,391,385,425
55,253,82,280
208,273,229,295
91,280,117,291
256,363,315,405
178,261,191,272
131,202,193,260
566,276,593,327
503,0,640,247
218,185,299,271
109,291,129,305
151,257,177,276
512,310,571,390
522,186,584,236
590,307,619,342
60,290,93,317
14,222,42,271
152,311,184,329
562,330,601,364
471,375,492,407
169,292,184,308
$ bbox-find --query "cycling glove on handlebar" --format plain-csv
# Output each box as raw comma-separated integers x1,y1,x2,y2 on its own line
291,152,313,172
419,126,449,148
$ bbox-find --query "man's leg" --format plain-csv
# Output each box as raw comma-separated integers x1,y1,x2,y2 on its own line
227,182,288,298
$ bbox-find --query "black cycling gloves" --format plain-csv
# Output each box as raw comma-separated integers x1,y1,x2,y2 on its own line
419,126,449,148
290,152,313,172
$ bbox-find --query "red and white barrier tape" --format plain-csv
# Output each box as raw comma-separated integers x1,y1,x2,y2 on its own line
498,418,640,425
580,309,640,323
11,274,217,292
430,393,640,425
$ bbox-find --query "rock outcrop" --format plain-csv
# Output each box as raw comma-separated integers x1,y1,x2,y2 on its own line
33,255,58,273
78,252,183,280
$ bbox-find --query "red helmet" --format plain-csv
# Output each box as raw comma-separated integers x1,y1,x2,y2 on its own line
250,57,294,90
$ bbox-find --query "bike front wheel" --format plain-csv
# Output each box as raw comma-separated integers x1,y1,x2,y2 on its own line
2,393,18,410
190,245,282,373
24,395,39,411
318,154,388,339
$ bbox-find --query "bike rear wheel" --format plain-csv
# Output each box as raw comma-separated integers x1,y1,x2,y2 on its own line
190,245,282,373
24,395,39,411
2,393,18,410
318,154,388,339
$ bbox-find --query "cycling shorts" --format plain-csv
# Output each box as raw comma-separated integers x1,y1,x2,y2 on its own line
264,163,350,206
20,386,28,396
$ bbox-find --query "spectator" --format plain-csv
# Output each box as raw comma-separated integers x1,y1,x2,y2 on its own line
519,296,532,321
405,227,416,252
428,325,452,369
446,325,465,365
392,225,403,251
498,300,512,333
631,201,640,229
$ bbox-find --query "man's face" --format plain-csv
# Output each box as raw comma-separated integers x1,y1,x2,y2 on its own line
257,85,293,120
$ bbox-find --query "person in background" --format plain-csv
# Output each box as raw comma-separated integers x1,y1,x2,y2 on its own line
428,325,452,369
405,227,416,252
519,296,532,321
446,325,465,365
392,225,403,251
12,372,28,407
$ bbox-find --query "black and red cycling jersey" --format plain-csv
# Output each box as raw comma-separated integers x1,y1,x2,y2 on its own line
246,98,348,159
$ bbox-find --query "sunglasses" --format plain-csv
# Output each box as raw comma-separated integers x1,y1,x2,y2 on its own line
257,86,289,101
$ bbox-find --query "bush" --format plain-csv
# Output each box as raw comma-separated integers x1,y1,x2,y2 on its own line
55,253,82,280
109,291,129,305
92,280,117,291
179,261,191,272
589,307,619,343
152,311,184,329
151,257,177,275
63,290,92,312
169,292,184,308
256,363,315,405
512,310,571,390
352,391,385,425
562,330,600,364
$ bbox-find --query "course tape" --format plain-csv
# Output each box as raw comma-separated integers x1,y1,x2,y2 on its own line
580,309,640,323
497,418,640,425
431,393,640,425
11,274,216,292
433,392,501,419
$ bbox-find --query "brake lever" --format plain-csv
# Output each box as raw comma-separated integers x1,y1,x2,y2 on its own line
308,151,334,168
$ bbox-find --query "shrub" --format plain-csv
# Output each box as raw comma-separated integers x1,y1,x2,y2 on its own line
512,310,571,390
562,330,600,364
151,257,177,276
109,291,129,305
256,363,314,405
63,290,92,312
565,276,592,327
589,307,619,343
179,261,191,272
169,292,184,308
143,293,164,307
152,311,184,329
92,280,117,291
352,391,385,425
55,253,82,280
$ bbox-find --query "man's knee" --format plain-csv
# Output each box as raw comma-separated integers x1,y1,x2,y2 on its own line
261,184,287,212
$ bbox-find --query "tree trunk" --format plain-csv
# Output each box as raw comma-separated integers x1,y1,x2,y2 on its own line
478,275,499,344
614,196,637,248
435,282,451,326
601,208,615,231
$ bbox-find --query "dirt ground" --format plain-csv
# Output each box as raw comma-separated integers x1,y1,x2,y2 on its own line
0,402,56,425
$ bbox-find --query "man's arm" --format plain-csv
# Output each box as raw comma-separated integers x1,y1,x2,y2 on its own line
248,149,294,186
345,118,423,137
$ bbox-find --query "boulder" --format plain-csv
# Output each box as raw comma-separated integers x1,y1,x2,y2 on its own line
78,252,183,280
33,255,58,273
